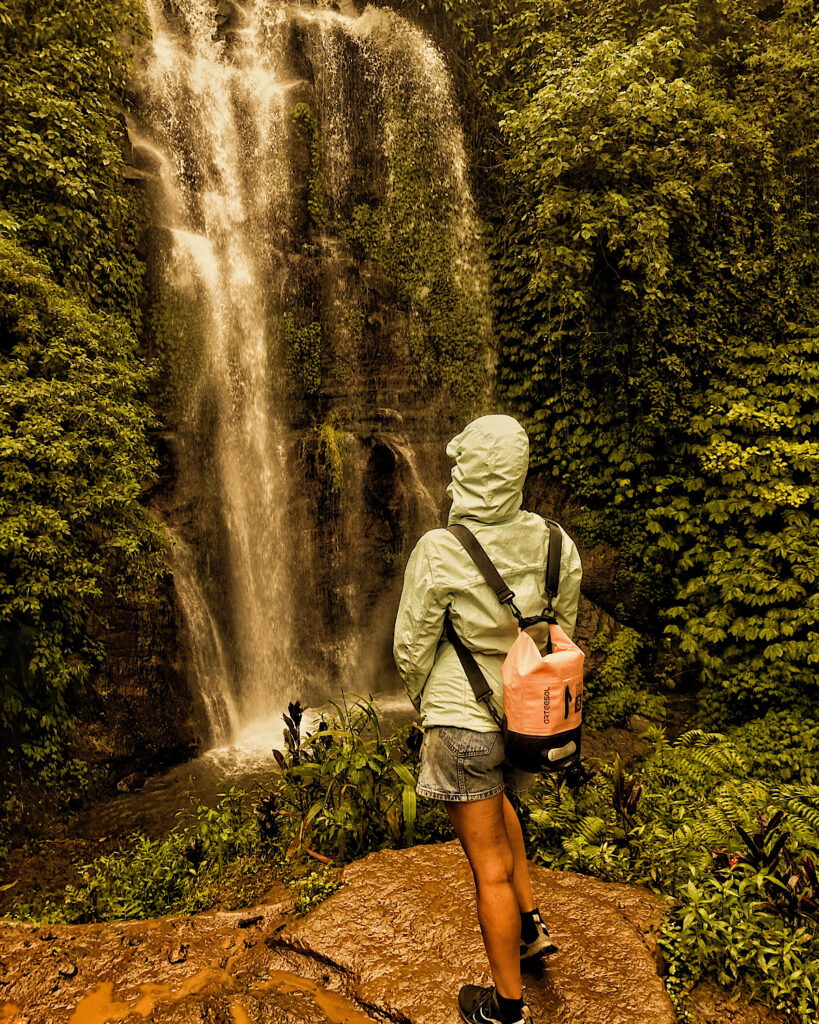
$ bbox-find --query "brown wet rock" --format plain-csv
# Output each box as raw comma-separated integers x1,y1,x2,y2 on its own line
6,843,780,1024
275,841,676,1024
0,894,381,1024
167,941,189,964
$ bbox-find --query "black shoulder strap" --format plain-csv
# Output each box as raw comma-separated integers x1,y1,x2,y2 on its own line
443,521,565,709
447,524,515,605
447,521,563,625
543,519,563,614
444,615,503,728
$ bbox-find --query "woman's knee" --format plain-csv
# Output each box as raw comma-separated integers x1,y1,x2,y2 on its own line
471,843,515,892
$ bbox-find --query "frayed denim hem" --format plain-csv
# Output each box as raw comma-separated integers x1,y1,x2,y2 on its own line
415,782,504,803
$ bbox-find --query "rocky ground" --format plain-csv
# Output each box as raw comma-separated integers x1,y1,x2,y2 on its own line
0,842,781,1024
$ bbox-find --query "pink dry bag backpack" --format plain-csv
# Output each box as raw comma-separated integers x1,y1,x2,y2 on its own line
444,521,584,773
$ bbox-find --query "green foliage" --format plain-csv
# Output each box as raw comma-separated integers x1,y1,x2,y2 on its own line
346,28,490,401
290,867,342,915
272,696,426,860
14,787,254,923
0,0,160,793
663,871,819,1022
316,417,345,497
291,103,328,228
584,628,665,729
651,330,819,723
0,0,148,322
426,0,819,725
12,702,449,923
274,312,322,398
521,726,819,1021
0,233,162,767
729,711,819,786
149,269,209,411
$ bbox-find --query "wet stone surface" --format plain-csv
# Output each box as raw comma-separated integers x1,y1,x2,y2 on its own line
279,842,676,1024
0,842,784,1023
0,896,377,1024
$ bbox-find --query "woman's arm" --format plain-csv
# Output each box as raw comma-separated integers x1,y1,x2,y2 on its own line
554,527,583,637
393,535,449,711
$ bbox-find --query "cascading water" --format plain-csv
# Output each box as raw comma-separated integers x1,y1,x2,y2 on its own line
134,0,492,749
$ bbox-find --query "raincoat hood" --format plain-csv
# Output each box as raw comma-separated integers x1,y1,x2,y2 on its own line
446,414,529,525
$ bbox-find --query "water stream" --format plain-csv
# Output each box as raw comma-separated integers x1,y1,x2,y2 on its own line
134,0,491,752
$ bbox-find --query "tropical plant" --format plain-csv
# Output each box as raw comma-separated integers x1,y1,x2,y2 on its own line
270,695,420,860
521,727,819,1021
0,234,162,773
0,0,158,783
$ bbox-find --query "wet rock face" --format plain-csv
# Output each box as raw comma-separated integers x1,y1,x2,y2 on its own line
0,896,379,1024
0,843,784,1024
72,578,197,771
279,842,676,1024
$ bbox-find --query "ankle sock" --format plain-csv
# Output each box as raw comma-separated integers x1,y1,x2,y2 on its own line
520,907,543,943
493,991,524,1024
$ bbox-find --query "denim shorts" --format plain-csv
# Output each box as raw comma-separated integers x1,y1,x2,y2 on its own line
415,726,536,803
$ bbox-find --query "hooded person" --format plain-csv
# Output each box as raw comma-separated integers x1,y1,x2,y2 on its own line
393,414,582,1024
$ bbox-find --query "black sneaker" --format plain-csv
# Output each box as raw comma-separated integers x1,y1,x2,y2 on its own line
520,924,559,962
458,985,533,1024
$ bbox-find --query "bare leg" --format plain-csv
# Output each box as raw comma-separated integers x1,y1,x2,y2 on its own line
446,794,521,1000
502,795,536,914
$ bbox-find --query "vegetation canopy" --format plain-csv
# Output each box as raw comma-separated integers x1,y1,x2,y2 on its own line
406,0,819,724
0,0,158,786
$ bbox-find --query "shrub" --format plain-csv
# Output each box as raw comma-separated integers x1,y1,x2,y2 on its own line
729,711,819,786
0,0,157,781
270,696,436,860
14,787,254,923
0,234,161,770
0,0,147,320
584,628,666,729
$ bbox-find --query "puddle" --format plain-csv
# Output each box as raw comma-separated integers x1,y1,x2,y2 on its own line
263,969,375,1024
68,984,132,1024
65,968,374,1024
229,1005,255,1024
68,969,233,1024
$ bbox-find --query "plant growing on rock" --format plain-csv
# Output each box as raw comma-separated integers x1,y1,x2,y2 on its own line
0,234,162,778
584,628,665,729
0,0,159,790
291,102,328,228
268,696,419,861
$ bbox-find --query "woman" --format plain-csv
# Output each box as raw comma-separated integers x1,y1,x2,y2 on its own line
393,414,582,1024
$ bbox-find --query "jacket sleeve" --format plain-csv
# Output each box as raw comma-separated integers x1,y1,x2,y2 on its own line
553,527,583,638
393,535,449,711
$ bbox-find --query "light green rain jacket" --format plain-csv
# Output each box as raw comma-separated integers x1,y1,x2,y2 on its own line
393,415,583,732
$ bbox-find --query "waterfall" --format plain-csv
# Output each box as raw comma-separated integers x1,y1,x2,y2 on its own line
134,0,492,747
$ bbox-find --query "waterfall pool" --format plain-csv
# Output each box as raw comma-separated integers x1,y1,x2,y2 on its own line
88,689,418,841
0,690,417,914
